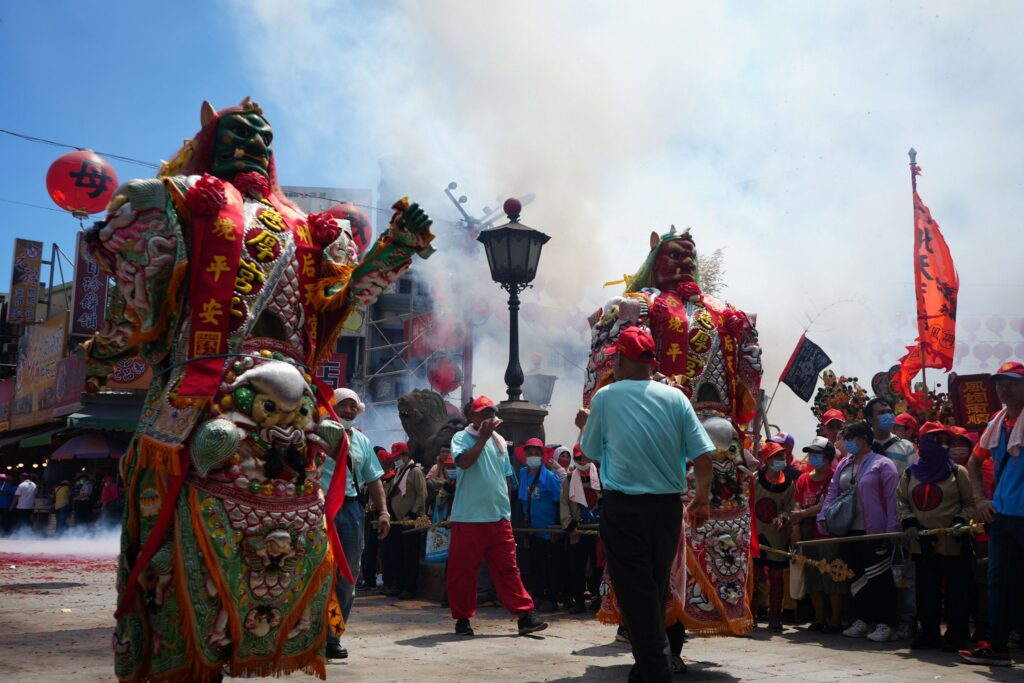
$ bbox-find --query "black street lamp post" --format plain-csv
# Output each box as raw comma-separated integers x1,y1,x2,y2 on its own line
477,199,551,445
477,198,550,403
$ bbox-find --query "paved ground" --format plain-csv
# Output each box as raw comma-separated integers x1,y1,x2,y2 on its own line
0,542,1017,682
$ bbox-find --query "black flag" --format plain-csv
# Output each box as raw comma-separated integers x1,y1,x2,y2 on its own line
780,334,832,402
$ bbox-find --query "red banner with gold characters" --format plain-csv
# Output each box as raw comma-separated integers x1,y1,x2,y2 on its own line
896,174,959,408
949,373,1001,431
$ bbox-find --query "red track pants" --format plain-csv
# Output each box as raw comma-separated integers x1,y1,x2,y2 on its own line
446,519,535,619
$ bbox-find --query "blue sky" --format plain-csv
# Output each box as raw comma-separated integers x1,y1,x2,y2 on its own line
0,2,388,284
3,1,1023,444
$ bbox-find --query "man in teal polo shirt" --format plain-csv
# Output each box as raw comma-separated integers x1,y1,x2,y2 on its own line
446,395,548,637
579,326,714,683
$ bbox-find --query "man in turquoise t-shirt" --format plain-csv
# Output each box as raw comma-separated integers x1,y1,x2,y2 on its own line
578,327,714,683
446,395,548,638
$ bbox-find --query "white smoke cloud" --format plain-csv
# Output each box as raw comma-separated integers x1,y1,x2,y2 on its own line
230,0,1024,446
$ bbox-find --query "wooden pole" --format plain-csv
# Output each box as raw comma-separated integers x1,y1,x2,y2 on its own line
910,147,928,393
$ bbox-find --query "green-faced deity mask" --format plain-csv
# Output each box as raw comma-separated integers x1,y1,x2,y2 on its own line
210,111,274,180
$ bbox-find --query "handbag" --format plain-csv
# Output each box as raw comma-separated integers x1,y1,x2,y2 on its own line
825,454,873,536
424,500,451,564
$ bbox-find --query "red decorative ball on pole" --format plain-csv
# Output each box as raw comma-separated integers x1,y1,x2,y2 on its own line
503,197,522,221
46,150,119,218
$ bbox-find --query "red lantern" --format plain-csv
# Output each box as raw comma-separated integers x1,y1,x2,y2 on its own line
427,356,462,395
46,150,119,218
326,203,372,256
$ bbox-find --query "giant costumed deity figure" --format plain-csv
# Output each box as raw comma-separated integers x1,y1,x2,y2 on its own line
80,98,435,682
588,227,762,637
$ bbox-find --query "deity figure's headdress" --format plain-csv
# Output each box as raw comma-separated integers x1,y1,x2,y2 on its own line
158,97,296,210
625,226,699,293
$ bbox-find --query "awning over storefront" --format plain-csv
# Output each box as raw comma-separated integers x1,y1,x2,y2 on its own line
0,423,67,449
50,433,127,460
65,392,144,431
19,426,67,449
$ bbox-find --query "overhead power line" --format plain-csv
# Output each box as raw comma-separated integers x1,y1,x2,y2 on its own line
0,128,160,169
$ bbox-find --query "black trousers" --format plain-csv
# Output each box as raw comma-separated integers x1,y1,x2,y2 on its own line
844,537,897,626
386,524,420,595
526,536,561,603
914,549,972,640
568,535,599,604
601,492,681,683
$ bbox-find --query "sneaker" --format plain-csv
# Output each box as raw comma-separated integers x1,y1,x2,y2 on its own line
843,620,870,638
454,618,475,637
325,644,348,660
843,622,868,638
895,622,914,640
517,612,549,636
867,624,894,643
615,626,631,643
959,641,1013,666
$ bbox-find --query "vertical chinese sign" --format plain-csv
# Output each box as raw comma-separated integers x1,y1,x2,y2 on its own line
70,232,108,336
11,314,68,429
948,373,1001,432
0,377,13,432
314,353,348,389
5,238,44,324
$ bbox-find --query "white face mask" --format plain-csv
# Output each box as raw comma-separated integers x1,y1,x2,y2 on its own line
445,469,458,479
340,417,356,430
526,456,542,469
949,446,970,463
576,462,592,473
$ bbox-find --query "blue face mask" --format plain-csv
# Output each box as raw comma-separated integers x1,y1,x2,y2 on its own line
844,439,859,455
769,460,787,472
877,413,896,431
808,453,825,469
445,469,458,479
526,457,542,469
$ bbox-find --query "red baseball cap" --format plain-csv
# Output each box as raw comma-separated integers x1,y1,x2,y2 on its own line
391,442,409,456
822,408,845,425
603,327,657,364
894,412,919,433
948,425,977,445
515,438,553,465
993,361,1024,380
470,395,497,413
759,442,785,460
918,421,953,439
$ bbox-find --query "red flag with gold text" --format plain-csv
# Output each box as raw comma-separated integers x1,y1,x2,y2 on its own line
895,180,959,409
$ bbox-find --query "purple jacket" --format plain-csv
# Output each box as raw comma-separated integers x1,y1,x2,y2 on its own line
817,452,900,535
